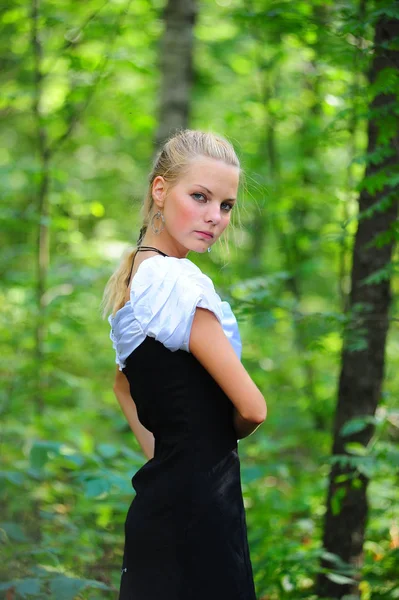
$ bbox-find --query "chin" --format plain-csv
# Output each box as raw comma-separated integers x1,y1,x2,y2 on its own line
182,240,211,254
195,243,212,254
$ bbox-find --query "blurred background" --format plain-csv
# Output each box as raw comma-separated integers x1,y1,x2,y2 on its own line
1,0,398,598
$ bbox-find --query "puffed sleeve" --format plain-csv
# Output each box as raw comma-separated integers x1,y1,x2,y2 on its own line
220,300,242,359
130,256,224,352
108,314,120,366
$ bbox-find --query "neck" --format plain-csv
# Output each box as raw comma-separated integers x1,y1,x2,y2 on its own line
141,233,189,259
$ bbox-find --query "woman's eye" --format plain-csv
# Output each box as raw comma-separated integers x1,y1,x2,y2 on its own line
192,194,233,212
192,193,207,202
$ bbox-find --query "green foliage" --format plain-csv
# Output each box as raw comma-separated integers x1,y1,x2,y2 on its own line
0,574,111,600
340,416,378,437
1,0,398,598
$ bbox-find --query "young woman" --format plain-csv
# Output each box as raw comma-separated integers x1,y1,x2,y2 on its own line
102,129,267,600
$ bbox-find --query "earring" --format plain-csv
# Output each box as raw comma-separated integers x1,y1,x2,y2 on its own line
207,246,211,253
150,210,165,234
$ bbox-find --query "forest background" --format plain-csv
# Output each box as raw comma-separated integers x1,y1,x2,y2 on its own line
1,0,398,599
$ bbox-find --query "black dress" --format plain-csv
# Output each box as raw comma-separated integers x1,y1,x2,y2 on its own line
108,255,257,600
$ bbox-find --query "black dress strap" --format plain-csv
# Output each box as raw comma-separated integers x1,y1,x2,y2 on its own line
126,246,169,287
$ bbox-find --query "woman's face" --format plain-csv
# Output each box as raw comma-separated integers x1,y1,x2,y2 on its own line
152,156,239,255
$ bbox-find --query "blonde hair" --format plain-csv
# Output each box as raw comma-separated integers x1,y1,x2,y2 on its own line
101,129,241,319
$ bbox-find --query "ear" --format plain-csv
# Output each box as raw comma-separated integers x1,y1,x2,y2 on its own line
152,176,166,209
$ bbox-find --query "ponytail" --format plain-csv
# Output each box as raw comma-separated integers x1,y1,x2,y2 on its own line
100,247,137,319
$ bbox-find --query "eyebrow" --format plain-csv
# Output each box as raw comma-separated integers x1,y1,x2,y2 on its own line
194,184,236,203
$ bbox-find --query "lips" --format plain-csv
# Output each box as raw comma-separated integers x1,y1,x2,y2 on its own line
195,231,214,239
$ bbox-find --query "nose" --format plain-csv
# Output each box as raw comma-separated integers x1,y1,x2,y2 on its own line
205,201,222,225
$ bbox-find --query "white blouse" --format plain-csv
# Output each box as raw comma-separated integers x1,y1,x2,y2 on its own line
108,255,242,371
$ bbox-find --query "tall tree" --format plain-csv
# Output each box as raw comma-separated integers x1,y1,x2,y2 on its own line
317,8,399,598
31,0,50,415
30,0,133,414
155,0,197,148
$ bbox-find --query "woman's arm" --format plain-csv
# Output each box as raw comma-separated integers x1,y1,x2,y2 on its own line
113,366,155,460
189,308,267,440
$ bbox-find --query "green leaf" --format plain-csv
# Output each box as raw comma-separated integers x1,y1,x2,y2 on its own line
331,487,346,516
81,579,111,590
345,442,368,456
48,576,111,599
83,478,110,498
16,578,42,597
97,443,118,458
321,551,347,566
0,471,24,485
49,577,85,600
0,582,15,592
0,521,29,542
326,572,356,585
241,465,266,484
340,416,377,437
0,579,42,597
29,441,62,470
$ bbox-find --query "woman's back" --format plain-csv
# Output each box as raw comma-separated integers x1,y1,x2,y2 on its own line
125,336,237,473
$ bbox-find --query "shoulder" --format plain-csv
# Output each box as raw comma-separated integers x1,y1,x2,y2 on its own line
131,255,217,302
130,255,224,352
132,255,212,284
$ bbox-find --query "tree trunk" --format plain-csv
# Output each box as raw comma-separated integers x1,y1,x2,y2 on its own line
32,0,49,415
338,0,366,315
250,73,279,266
155,0,197,149
317,12,399,599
